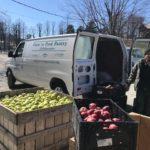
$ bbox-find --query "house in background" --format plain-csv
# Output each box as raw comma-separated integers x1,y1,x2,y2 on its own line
139,23,150,38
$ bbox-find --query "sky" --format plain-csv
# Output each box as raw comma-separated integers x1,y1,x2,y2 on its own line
0,0,69,27
0,0,150,32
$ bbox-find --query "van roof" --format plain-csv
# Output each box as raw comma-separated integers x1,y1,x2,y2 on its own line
26,33,77,41
98,33,120,40
25,32,121,41
135,38,150,41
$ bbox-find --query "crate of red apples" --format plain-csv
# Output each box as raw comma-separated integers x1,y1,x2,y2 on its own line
72,98,138,150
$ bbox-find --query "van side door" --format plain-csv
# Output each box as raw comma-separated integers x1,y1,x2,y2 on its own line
13,42,25,80
73,32,97,96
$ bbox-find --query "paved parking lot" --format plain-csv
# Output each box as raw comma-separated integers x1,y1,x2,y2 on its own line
0,53,10,92
0,53,135,108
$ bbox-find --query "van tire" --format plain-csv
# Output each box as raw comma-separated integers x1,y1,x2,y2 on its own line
7,70,16,89
51,80,68,94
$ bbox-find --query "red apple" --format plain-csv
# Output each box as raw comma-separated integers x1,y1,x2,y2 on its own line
89,103,97,109
87,109,94,115
86,116,97,122
79,107,88,113
109,124,118,130
104,118,112,122
84,117,88,121
91,114,98,120
98,118,104,123
112,117,120,122
102,105,110,111
100,109,104,114
96,107,101,110
94,110,101,118
80,111,88,118
102,111,111,119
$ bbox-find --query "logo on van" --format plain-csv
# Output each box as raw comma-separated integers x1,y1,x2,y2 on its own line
33,40,68,47
54,41,67,46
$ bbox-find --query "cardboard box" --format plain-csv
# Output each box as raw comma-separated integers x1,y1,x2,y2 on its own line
69,137,76,150
129,112,150,150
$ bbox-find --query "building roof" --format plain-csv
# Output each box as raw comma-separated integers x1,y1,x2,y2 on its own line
145,23,150,29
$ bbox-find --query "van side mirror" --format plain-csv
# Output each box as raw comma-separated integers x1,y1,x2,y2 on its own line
8,51,14,57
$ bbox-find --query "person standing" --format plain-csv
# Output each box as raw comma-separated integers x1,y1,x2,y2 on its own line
127,49,150,116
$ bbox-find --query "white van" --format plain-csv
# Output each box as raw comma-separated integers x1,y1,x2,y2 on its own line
6,31,129,100
131,38,150,66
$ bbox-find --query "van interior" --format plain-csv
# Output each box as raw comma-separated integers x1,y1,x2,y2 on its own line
96,37,123,85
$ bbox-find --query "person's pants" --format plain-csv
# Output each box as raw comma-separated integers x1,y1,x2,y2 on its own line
133,88,150,116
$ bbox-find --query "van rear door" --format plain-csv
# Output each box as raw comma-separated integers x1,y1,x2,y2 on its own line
73,32,97,96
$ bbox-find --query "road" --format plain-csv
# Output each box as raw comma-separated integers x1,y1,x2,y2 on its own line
0,53,34,91
0,53,135,108
0,53,10,92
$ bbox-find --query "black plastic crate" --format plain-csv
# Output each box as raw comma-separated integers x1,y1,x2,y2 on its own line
94,83,126,98
92,84,127,110
72,98,138,150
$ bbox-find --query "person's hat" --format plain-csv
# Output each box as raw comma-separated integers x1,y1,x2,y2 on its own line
144,49,150,55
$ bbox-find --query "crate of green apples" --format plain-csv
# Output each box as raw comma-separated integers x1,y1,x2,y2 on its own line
0,88,71,112
0,87,74,150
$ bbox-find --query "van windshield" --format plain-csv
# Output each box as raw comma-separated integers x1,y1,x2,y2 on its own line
74,35,94,59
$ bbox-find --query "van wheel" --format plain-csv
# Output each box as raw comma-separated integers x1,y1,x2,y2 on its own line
51,81,68,94
7,70,16,89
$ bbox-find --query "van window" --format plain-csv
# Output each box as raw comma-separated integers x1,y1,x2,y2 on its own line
132,41,149,58
74,35,94,59
132,48,143,58
15,42,25,57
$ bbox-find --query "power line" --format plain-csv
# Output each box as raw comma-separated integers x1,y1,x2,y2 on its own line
10,0,82,22
11,0,65,19
0,10,7,16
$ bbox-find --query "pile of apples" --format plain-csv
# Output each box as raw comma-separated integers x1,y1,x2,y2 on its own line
79,102,121,130
0,90,71,112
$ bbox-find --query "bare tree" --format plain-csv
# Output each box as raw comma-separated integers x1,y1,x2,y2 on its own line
66,24,75,33
0,17,27,50
51,22,56,35
65,0,149,36
28,27,36,38
58,21,66,34
85,20,98,32
76,25,84,33
21,22,26,39
37,23,43,37
45,21,50,36
7,21,13,50
126,15,144,39
0,18,14,51
0,21,7,51
11,20,26,46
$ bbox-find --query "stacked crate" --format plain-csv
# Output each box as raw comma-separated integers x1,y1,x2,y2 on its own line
0,87,74,150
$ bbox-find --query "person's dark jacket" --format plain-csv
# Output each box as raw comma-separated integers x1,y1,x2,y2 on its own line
127,59,144,91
